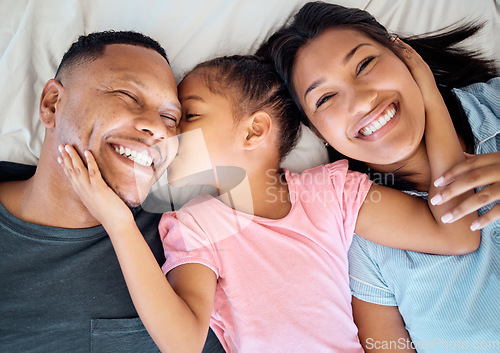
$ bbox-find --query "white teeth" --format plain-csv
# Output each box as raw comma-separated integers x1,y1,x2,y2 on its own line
114,145,153,167
359,105,397,136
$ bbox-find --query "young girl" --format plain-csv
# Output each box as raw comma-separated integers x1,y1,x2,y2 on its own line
58,53,478,352
260,2,499,351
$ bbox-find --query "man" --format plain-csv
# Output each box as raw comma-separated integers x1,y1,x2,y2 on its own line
0,31,223,353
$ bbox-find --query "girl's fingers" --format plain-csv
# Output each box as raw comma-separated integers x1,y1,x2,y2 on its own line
84,150,101,180
63,145,86,176
58,145,75,176
58,144,90,187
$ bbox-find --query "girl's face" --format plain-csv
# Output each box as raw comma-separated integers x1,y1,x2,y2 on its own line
292,28,425,166
167,72,241,185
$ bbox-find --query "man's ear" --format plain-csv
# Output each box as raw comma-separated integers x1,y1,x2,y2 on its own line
39,79,64,128
243,111,272,150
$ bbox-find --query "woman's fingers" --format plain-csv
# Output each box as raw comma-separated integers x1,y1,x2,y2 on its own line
431,152,500,230
440,183,500,228
432,153,500,202
433,165,500,203
471,203,500,230
435,152,500,188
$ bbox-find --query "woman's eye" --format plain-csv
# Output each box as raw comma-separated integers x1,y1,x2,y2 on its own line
357,56,375,74
316,94,335,109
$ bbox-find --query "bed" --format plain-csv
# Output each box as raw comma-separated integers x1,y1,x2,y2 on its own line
1,0,498,206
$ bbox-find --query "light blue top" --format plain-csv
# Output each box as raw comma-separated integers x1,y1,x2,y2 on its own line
348,78,500,353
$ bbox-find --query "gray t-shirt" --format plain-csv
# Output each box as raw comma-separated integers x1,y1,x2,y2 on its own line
0,198,165,353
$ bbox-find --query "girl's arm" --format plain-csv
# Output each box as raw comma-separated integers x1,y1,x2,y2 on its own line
354,42,479,255
352,297,416,353
58,145,216,353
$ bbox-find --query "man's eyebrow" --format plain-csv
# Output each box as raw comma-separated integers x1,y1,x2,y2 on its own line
110,74,146,87
344,43,372,64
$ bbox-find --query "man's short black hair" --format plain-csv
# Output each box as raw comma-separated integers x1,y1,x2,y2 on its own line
55,30,169,78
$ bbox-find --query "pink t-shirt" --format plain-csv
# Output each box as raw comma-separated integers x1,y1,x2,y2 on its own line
160,160,371,353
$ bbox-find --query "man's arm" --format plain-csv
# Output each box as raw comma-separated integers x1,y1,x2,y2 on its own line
352,297,416,353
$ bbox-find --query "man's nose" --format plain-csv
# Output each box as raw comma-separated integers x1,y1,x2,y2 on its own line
133,111,168,141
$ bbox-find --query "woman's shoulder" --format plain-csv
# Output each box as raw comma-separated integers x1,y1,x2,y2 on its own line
452,78,499,152
453,77,500,99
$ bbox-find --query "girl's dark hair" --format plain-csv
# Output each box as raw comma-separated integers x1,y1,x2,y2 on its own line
55,30,169,79
258,1,498,189
188,55,302,162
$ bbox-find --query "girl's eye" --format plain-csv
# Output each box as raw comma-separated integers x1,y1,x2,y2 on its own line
357,56,375,74
185,113,199,121
315,94,336,109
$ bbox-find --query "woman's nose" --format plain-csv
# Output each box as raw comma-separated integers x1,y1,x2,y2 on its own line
350,85,377,116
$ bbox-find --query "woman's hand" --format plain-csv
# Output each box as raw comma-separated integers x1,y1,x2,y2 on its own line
394,38,442,109
58,144,133,227
432,152,500,230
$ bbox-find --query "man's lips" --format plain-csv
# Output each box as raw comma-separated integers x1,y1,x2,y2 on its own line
113,144,153,167
109,142,164,168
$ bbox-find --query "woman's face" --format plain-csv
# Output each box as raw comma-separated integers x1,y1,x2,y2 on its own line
292,28,425,166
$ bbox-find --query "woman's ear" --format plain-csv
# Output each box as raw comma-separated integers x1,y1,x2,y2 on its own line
243,111,272,150
310,124,328,145
39,79,64,128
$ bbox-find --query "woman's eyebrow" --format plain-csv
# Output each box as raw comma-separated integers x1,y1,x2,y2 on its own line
344,43,372,64
303,43,373,103
304,79,324,103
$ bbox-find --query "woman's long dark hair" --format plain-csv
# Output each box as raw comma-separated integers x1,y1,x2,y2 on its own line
257,1,498,190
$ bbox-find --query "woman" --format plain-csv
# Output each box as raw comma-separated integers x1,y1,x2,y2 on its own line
259,2,499,352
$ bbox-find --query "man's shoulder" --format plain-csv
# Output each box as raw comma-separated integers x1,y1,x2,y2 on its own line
0,161,36,182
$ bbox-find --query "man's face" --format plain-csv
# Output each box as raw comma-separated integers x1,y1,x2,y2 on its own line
54,44,181,207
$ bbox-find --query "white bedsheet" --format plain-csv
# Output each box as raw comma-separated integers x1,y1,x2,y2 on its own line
0,0,498,204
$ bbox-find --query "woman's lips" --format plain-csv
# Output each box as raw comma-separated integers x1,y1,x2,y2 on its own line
359,103,397,136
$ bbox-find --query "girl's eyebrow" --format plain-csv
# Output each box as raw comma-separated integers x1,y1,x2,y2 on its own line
182,95,205,102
